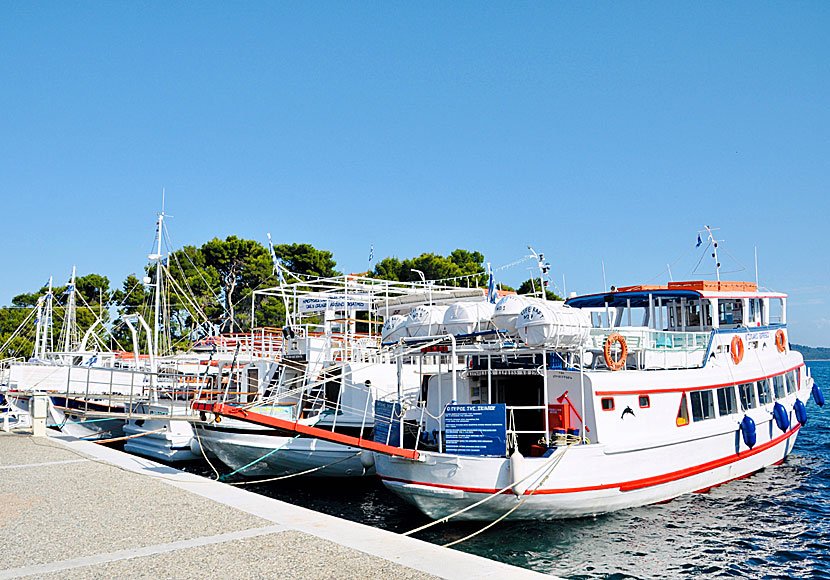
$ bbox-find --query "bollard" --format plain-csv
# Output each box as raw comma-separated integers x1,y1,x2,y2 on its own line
31,393,48,437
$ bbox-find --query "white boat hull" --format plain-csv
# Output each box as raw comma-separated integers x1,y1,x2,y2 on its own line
196,424,373,478
376,400,805,521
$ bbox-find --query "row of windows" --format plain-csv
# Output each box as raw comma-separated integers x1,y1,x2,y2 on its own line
599,369,799,423
687,370,798,423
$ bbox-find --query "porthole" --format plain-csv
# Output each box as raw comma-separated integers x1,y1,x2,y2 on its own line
601,397,615,411
639,395,650,408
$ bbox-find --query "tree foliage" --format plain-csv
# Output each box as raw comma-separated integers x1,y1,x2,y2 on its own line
370,249,487,286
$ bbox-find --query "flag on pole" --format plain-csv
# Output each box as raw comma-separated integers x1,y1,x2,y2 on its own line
267,233,285,284
368,243,374,264
696,234,702,247
487,263,496,303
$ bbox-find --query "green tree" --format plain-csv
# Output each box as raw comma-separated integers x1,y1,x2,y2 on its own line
202,236,273,332
370,249,487,287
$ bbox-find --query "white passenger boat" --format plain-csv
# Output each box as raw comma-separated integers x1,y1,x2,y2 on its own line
193,274,489,478
372,277,824,521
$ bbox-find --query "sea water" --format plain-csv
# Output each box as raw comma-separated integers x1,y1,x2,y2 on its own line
192,361,830,579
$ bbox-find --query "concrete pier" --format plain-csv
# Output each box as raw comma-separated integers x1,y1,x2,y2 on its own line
0,431,552,579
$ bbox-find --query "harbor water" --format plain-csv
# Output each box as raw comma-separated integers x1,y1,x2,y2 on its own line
185,361,830,579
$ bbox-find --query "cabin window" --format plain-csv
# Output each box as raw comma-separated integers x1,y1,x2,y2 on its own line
785,370,798,394
716,386,738,416
738,382,757,410
676,393,690,426
773,375,786,399
601,397,615,411
757,379,773,405
685,302,701,327
748,299,762,325
638,395,650,408
718,300,744,326
690,390,715,421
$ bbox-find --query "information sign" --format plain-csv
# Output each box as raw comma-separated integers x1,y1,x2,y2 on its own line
373,400,402,447
444,404,507,456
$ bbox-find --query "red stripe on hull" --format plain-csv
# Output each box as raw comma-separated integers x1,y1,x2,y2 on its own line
379,425,799,495
594,363,804,397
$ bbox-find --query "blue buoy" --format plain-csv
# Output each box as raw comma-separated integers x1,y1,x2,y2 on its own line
773,402,790,432
740,415,756,449
794,398,807,426
813,383,825,407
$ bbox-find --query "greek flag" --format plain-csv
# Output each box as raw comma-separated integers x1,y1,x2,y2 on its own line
368,244,374,263
86,355,98,367
487,263,496,303
696,234,702,247
267,233,285,284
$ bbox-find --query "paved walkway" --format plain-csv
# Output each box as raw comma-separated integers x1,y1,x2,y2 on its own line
0,431,554,579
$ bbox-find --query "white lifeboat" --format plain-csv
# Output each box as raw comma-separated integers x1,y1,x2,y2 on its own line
441,301,496,336
516,302,591,348
380,315,408,343
404,305,449,337
492,295,544,336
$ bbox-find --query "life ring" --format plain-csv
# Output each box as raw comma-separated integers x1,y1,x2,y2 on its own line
731,336,744,365
604,333,628,371
775,329,786,353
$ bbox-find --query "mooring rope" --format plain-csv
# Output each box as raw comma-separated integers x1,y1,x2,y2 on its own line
94,426,167,445
403,441,577,539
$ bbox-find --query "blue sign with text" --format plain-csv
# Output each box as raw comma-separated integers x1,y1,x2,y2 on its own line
444,404,507,456
373,400,402,447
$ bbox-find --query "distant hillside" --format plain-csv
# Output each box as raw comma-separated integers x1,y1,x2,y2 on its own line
791,344,830,360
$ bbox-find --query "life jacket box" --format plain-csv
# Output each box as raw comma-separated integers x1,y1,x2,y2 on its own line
548,403,571,431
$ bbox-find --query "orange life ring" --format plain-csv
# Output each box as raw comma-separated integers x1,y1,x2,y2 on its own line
604,333,628,371
731,336,744,364
775,329,786,353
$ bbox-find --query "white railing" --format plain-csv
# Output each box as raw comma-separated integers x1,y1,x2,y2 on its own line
588,327,710,370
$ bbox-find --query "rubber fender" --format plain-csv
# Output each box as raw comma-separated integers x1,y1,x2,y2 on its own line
773,402,790,432
813,383,825,407
794,398,807,426
509,449,528,497
359,450,375,469
740,415,756,449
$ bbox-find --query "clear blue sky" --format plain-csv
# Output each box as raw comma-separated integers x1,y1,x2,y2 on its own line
2,2,828,345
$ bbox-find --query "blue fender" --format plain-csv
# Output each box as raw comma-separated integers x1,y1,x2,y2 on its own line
740,415,756,449
813,383,825,407
794,398,807,425
773,402,790,432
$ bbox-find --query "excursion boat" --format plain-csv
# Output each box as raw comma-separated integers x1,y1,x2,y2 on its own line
193,274,492,478
370,279,824,521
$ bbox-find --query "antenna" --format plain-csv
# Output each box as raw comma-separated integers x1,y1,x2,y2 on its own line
601,260,607,290
700,225,722,281
667,263,673,282
754,246,759,287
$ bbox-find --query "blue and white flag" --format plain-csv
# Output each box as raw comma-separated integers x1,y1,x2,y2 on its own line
696,234,702,247
368,243,374,264
86,355,98,367
267,232,285,284
487,263,496,303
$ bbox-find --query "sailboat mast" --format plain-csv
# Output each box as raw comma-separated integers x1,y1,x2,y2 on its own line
63,265,76,354
153,209,164,357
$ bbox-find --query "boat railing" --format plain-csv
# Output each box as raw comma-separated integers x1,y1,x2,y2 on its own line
193,327,283,359
587,327,710,370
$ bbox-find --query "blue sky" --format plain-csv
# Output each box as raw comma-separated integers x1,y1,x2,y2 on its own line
2,2,829,345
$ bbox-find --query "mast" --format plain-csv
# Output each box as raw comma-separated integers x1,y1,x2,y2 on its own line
63,265,76,354
40,277,53,359
703,225,722,282
152,197,165,357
